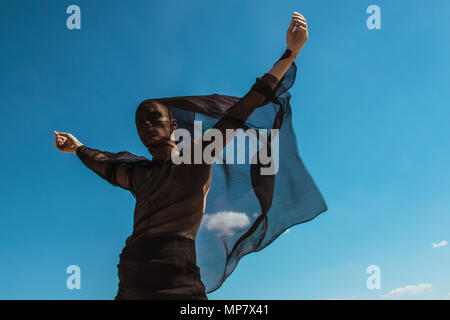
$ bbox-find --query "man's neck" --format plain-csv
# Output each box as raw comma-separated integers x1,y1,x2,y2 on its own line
150,142,179,162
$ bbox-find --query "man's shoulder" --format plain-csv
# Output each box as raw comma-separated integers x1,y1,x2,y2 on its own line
115,151,150,162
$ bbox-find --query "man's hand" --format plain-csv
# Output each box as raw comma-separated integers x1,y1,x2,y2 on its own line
54,131,83,153
286,11,308,58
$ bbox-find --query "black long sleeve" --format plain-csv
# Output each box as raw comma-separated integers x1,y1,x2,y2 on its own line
76,145,141,193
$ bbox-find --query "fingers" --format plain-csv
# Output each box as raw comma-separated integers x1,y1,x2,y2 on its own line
297,25,307,33
290,12,307,32
288,20,296,32
56,136,66,146
294,19,307,28
55,137,64,150
54,131,61,145
54,130,67,150
292,11,306,22
292,16,307,26
54,131,71,142
289,18,306,33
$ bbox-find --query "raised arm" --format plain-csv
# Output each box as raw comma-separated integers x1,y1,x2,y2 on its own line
206,11,308,152
53,131,137,192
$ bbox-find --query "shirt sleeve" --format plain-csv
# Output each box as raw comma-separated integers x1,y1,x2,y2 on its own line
199,72,284,159
252,72,281,106
76,145,141,193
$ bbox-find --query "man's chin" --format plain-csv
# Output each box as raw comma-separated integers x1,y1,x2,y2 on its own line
146,141,171,150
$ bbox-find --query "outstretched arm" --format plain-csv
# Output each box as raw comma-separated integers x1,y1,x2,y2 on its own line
268,12,308,80
206,11,308,152
53,131,135,191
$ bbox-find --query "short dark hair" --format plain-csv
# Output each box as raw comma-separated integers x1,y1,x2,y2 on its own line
136,100,173,121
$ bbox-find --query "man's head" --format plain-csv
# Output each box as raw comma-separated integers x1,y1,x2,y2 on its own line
135,101,178,155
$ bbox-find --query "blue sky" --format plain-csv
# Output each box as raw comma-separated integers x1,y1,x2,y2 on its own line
1,0,449,299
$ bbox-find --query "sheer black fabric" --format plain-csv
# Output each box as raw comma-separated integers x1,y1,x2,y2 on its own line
76,59,327,294
154,61,327,293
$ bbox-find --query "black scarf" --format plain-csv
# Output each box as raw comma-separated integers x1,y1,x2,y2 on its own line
118,61,327,293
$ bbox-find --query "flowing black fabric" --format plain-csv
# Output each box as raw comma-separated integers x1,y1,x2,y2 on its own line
76,59,327,295
136,61,327,293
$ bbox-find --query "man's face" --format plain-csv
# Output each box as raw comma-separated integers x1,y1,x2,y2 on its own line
135,102,177,150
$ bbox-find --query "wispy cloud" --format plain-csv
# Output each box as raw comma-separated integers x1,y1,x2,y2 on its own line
383,284,432,298
432,240,448,248
202,211,250,236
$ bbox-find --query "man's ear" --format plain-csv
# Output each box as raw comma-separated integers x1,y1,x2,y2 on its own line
171,119,178,130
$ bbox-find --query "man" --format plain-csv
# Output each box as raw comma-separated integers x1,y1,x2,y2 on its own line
54,11,308,299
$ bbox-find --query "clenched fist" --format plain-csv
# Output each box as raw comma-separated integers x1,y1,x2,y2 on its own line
286,11,308,58
54,131,83,153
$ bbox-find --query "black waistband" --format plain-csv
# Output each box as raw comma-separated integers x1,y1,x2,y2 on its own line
120,234,197,262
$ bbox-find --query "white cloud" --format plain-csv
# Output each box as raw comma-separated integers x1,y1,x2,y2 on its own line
202,211,250,236
432,240,448,248
383,284,432,298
